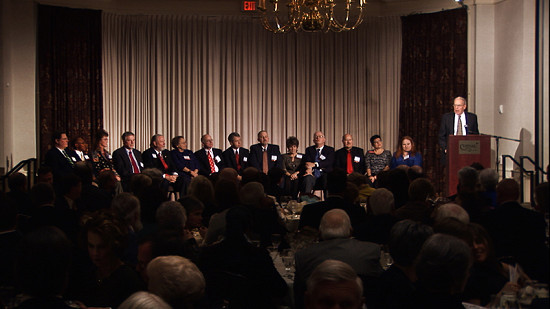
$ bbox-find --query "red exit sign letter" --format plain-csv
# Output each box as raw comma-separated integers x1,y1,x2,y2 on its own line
242,1,256,12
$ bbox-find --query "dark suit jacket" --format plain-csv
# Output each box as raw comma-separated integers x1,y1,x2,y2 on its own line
142,148,175,174
294,238,382,309
44,147,75,183
438,111,479,150
248,143,283,172
222,147,250,174
301,145,335,174
334,146,366,174
112,147,144,188
194,148,224,176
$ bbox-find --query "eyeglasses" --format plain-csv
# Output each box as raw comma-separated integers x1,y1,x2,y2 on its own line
453,104,465,107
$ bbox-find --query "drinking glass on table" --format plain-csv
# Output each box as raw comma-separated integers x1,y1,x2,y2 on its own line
280,249,295,278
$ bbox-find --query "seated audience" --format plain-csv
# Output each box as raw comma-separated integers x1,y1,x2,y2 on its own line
347,172,375,202
119,291,171,309
204,179,240,245
486,178,548,282
187,175,216,227
14,226,73,309
179,196,208,245
112,193,143,266
432,203,470,224
73,161,111,212
454,166,491,224
305,259,364,309
378,220,434,309
75,211,143,308
365,134,392,187
199,206,287,308
412,234,472,309
353,188,397,244
147,256,206,309
294,209,382,309
478,168,499,209
394,178,435,224
390,136,423,170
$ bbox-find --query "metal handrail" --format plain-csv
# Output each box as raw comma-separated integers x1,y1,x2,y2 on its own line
501,155,535,204
520,155,548,184
0,158,37,193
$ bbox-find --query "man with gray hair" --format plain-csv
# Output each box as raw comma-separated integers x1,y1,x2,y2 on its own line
305,259,364,309
294,209,381,308
147,255,205,308
433,203,470,224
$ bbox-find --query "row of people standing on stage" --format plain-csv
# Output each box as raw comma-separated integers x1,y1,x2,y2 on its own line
43,129,423,196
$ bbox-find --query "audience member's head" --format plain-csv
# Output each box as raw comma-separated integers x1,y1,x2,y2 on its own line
343,182,359,204
433,203,470,224
178,196,205,229
156,201,186,232
224,206,253,240
82,210,128,264
268,167,285,187
131,174,153,195
37,166,54,184
369,188,395,215
30,182,55,207
97,170,117,192
239,182,265,208
468,223,497,265
137,239,154,282
319,209,352,240
15,226,71,298
119,291,172,309
327,168,348,195
496,178,520,205
408,178,435,202
73,161,93,185
388,219,434,267
470,162,485,171
457,166,479,192
8,172,27,192
407,165,424,181
534,182,549,214
241,167,262,185
147,256,205,308
386,168,410,208
111,192,142,232
188,175,215,205
215,178,240,211
347,172,368,188
479,168,499,191
433,217,472,244
415,234,472,294
218,168,239,185
306,260,364,309
141,168,164,186
59,173,82,200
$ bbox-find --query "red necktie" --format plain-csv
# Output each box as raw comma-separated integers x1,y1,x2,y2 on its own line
129,150,140,174
207,150,216,173
235,150,241,171
346,150,353,174
158,151,168,171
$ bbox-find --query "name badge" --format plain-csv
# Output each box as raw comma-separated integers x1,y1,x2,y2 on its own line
354,156,360,163
319,155,326,161
243,157,248,162
152,153,157,158
215,156,221,163
71,157,77,162
84,155,89,160
107,154,112,159
140,162,144,167
296,154,303,159
271,155,278,161
404,155,410,160
184,156,190,160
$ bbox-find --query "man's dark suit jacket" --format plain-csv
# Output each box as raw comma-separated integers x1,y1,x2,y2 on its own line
194,148,224,176
438,111,479,151
486,201,549,281
301,145,335,174
112,147,144,190
222,147,250,174
248,143,283,172
44,147,74,183
334,146,366,174
142,147,175,174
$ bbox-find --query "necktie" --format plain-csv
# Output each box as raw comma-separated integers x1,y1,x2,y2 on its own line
457,116,463,135
128,150,140,174
346,150,353,174
235,149,241,171
314,149,321,178
80,152,85,161
62,150,74,166
207,150,216,174
262,148,269,174
158,151,169,171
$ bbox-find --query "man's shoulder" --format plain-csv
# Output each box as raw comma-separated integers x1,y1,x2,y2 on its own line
142,147,155,156
112,147,125,156
352,146,364,153
249,143,261,151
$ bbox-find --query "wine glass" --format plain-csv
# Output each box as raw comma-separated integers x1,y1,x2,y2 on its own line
280,249,295,278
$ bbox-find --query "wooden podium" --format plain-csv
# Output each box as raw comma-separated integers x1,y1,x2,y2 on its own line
446,135,491,196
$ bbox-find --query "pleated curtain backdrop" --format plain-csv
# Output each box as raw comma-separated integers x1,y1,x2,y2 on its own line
102,14,402,154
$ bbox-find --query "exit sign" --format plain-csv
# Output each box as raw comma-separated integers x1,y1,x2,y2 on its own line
242,1,257,12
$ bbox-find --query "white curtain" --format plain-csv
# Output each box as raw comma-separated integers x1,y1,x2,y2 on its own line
102,14,401,154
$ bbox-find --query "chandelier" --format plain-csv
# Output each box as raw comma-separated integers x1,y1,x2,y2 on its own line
258,0,366,33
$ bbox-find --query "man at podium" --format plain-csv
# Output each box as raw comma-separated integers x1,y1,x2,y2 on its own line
438,96,480,160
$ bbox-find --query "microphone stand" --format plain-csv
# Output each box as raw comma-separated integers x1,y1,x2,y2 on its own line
479,133,520,174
